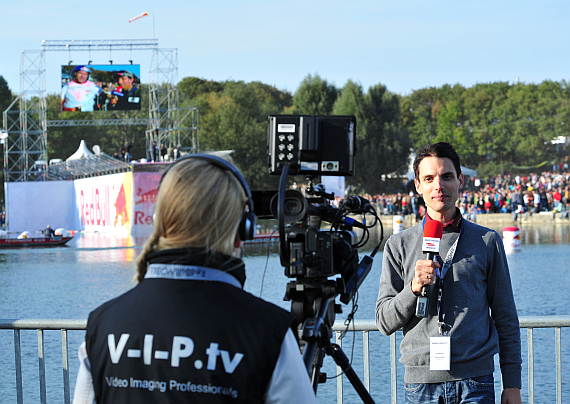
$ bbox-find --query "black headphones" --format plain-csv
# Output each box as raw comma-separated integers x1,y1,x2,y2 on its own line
158,154,256,241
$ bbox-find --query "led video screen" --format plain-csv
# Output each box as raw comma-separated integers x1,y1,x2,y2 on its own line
61,64,141,112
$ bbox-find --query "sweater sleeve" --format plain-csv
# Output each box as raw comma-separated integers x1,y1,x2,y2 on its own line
486,231,522,389
376,236,418,335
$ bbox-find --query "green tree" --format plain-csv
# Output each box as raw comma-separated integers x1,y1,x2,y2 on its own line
363,84,412,191
293,74,338,115
0,75,15,128
333,81,411,194
193,80,293,189
400,80,570,177
0,75,15,203
460,82,509,169
178,77,225,100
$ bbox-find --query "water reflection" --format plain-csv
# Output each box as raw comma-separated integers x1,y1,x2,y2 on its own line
243,219,570,258
28,218,567,256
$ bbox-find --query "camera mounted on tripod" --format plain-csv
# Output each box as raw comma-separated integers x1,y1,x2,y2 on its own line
256,115,381,402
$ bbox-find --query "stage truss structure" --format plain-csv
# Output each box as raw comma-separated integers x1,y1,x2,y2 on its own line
2,39,199,182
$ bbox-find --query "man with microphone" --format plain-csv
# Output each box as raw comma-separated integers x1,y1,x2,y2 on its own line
376,142,522,404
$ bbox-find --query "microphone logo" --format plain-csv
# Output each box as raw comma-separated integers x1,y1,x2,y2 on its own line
422,237,441,254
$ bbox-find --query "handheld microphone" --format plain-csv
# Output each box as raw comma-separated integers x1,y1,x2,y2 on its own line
415,219,443,317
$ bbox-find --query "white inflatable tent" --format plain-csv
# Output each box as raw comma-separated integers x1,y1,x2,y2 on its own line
67,140,94,161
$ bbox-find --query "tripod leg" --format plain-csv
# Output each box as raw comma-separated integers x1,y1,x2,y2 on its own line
308,346,326,391
328,343,376,404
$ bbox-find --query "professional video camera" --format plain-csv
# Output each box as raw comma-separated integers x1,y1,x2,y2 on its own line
254,115,383,403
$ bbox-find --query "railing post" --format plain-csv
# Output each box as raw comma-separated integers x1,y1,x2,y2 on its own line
336,331,343,404
528,328,534,404
390,332,397,404
363,330,370,391
14,329,24,404
556,327,561,404
62,329,71,404
37,329,47,404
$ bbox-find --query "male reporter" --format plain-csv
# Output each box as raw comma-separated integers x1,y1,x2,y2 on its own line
376,142,522,404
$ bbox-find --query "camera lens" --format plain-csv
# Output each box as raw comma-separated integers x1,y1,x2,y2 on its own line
284,200,300,215
270,189,307,223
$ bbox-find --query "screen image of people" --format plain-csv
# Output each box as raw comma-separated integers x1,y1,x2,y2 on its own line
100,70,141,111
61,66,103,112
61,64,142,112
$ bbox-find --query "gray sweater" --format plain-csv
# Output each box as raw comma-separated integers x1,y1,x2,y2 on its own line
376,219,522,388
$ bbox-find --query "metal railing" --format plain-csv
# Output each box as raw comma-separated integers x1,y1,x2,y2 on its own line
1,316,568,404
0,319,86,404
331,316,570,404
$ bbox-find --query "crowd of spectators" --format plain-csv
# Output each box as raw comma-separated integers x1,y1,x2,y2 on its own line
112,140,183,163
358,171,570,222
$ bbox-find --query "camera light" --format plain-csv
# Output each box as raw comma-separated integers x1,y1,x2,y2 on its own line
279,144,285,151
287,134,294,141
287,153,294,160
287,144,294,151
278,153,285,160
279,135,285,141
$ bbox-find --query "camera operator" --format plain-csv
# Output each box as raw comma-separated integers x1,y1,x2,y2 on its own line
72,154,317,404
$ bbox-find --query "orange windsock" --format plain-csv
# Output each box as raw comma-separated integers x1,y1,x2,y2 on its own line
129,11,149,23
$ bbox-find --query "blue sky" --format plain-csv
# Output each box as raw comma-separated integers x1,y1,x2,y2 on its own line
2,0,569,97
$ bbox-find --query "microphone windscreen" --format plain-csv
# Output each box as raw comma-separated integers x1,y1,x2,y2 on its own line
424,219,443,239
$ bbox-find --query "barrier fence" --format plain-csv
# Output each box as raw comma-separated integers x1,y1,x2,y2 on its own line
1,316,568,404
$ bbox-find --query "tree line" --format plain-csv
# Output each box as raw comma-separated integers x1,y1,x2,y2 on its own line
0,74,569,198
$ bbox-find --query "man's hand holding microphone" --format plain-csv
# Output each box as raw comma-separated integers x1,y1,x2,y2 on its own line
415,220,443,317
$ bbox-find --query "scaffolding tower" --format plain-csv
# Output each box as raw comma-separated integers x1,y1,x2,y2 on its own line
2,50,47,182
2,39,199,182
146,48,199,161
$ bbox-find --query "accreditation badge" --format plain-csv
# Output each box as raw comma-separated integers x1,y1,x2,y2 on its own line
430,336,450,370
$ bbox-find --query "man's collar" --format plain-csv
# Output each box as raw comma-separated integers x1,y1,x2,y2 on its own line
426,207,462,233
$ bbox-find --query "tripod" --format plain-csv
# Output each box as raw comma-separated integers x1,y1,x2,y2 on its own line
289,282,376,404
274,165,381,403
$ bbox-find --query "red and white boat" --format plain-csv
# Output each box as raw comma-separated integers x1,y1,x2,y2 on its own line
0,236,73,248
0,230,74,248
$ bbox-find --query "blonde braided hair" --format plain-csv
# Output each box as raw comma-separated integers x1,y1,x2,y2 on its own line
135,156,247,283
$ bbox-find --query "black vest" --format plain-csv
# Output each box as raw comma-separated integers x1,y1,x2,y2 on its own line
86,264,297,403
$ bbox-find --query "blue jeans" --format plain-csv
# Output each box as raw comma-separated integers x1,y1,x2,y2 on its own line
405,374,494,403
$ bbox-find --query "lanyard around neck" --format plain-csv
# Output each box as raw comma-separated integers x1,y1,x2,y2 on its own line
145,264,241,288
422,217,465,335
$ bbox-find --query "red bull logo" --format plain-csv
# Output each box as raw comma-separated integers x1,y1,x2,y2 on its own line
135,187,158,204
80,186,111,226
114,183,129,227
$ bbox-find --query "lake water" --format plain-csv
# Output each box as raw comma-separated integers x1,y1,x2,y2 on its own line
0,221,568,403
